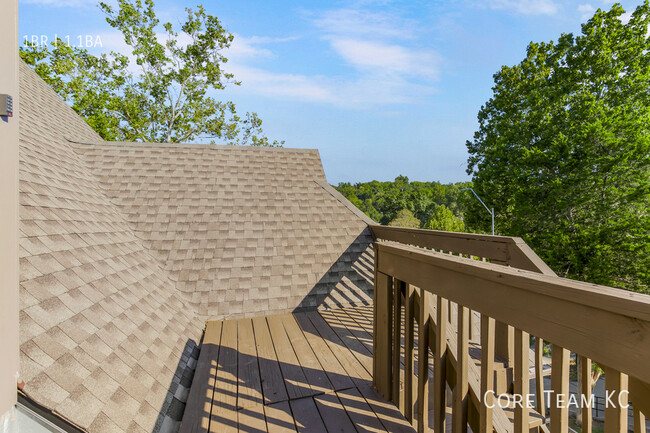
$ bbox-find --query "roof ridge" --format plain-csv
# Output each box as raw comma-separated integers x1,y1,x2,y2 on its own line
68,138,320,154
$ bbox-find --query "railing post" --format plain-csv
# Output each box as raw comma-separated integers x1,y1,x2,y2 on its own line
404,284,415,423
452,305,470,433
393,279,404,405
550,345,569,433
417,289,431,433
603,367,628,433
514,328,529,433
535,337,546,419
495,321,514,368
480,315,495,433
433,296,448,433
373,247,393,400
580,356,592,433
634,406,646,433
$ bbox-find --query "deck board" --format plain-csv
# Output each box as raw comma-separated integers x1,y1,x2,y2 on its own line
264,401,296,433
252,316,289,405
292,312,355,391
290,395,329,433
211,319,239,433
180,306,417,433
304,310,371,383
324,308,374,355
313,392,357,432
238,405,267,433
336,387,388,433
179,320,222,433
319,309,374,375
237,319,264,410
267,315,315,401
278,314,333,394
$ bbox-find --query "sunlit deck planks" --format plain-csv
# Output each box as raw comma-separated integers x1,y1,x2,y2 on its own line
180,305,416,433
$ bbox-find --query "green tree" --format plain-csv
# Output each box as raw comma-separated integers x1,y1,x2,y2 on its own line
424,205,465,232
387,209,421,228
20,0,283,146
466,2,650,292
335,177,471,226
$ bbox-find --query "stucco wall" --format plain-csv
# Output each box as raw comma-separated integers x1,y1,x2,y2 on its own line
0,0,20,416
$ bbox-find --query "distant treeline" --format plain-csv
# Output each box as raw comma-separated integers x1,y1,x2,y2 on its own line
335,176,472,231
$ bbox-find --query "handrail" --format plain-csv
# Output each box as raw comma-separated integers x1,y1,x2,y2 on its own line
373,238,650,433
370,225,556,275
377,241,650,380
371,224,557,369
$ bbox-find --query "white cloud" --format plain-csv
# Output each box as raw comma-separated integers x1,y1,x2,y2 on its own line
578,3,595,21
227,35,299,62
297,6,442,105
484,0,559,15
311,7,441,79
21,0,102,6
96,31,294,72
228,36,274,61
225,63,436,107
222,65,338,103
329,38,440,80
311,8,418,40
93,6,440,108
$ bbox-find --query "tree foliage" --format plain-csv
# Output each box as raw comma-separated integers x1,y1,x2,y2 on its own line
424,205,465,232
335,176,471,228
388,209,421,228
20,0,283,146
466,2,650,292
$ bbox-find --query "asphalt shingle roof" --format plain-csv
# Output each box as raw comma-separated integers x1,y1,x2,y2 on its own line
17,61,374,432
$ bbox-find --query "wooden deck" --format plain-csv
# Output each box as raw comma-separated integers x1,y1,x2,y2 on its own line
180,305,417,433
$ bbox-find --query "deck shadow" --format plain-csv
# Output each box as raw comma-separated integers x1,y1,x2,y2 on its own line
178,309,415,433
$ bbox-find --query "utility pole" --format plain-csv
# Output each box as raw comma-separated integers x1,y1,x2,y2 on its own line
460,188,494,235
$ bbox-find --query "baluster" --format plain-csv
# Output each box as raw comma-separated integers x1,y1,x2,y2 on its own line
418,290,431,433
469,310,476,341
393,278,404,405
633,406,646,433
452,305,469,433
514,328,530,433
433,296,448,433
480,315,495,433
535,337,545,419
604,367,628,433
550,345,569,433
495,322,514,370
374,271,393,400
581,356,592,433
404,284,415,423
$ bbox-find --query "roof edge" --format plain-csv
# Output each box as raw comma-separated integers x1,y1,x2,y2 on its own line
17,391,86,433
68,138,321,154
314,179,376,225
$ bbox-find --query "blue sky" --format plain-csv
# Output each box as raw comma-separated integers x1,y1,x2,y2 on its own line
19,0,641,184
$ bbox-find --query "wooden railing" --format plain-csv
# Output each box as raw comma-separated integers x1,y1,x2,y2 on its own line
371,225,557,367
370,226,650,433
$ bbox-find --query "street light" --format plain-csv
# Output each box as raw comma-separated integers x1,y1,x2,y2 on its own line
460,188,494,235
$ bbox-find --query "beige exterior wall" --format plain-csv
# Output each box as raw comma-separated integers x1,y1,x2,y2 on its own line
0,0,20,415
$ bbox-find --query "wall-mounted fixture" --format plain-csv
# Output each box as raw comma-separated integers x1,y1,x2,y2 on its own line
0,94,13,117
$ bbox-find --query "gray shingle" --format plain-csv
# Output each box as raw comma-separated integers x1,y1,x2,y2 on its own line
18,58,373,433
